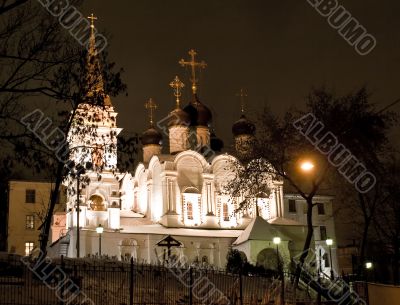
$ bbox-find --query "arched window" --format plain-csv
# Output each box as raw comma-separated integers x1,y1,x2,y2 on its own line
223,203,229,221
89,194,106,211
187,202,193,220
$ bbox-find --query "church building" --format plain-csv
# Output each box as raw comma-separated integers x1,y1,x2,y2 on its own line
50,18,338,275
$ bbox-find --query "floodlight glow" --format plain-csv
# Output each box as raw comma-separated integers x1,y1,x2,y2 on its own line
365,262,373,269
326,239,333,246
273,237,281,245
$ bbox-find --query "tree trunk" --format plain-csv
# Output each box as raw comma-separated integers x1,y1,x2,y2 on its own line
295,197,314,287
358,216,371,278
39,160,65,257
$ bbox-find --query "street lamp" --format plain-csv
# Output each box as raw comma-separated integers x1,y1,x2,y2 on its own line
300,160,314,172
326,239,334,280
96,224,103,256
365,261,373,284
273,237,284,304
273,237,281,267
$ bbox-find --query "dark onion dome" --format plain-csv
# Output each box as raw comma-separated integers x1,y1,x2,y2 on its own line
232,114,256,136
210,131,224,152
168,108,190,127
183,94,212,127
141,127,163,146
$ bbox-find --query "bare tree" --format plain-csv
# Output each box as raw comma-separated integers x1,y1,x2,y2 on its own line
225,87,396,286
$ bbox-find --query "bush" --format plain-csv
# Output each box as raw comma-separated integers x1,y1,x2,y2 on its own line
226,249,279,277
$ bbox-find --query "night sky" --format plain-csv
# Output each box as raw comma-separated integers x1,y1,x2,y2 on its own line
81,0,400,148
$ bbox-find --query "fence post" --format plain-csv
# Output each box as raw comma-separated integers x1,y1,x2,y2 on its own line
239,271,243,305
130,257,134,305
189,267,193,305
60,255,65,305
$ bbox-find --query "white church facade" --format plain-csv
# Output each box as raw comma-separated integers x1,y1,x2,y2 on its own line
49,20,338,275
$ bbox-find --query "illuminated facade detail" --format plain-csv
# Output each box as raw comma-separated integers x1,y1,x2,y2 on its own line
223,203,229,221
187,202,193,220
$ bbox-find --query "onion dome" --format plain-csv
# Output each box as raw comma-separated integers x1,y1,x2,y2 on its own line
210,131,224,152
232,114,256,136
183,94,212,127
141,127,162,146
168,108,190,127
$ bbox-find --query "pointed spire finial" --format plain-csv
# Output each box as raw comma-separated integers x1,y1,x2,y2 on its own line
85,13,107,103
236,88,248,114
179,49,207,94
145,98,157,126
88,13,98,29
169,76,185,109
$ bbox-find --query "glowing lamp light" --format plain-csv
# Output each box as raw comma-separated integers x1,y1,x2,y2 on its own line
300,161,314,172
326,239,333,246
365,262,373,269
96,224,104,234
273,237,281,245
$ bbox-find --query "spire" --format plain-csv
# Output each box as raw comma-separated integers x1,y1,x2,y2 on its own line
236,88,248,114
179,49,207,95
169,76,185,109
85,13,109,105
144,98,157,127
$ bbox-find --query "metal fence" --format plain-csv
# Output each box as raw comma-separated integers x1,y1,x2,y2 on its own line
0,255,280,305
0,254,369,305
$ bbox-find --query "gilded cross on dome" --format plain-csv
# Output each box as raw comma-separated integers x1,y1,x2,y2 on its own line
145,98,157,126
179,49,207,94
88,13,98,29
236,88,248,114
169,76,185,108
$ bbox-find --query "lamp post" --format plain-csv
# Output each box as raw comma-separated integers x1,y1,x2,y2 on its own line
326,239,334,280
317,247,322,305
75,166,85,258
273,237,284,305
96,224,103,256
365,261,373,281
74,163,91,258
365,261,373,305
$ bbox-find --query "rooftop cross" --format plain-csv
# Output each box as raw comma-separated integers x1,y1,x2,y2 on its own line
88,13,98,29
169,76,185,108
236,88,248,114
179,49,207,94
145,98,157,126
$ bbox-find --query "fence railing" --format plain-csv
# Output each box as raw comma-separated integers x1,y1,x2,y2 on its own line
0,255,282,305
0,254,368,305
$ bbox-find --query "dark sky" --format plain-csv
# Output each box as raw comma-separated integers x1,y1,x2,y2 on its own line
81,0,400,148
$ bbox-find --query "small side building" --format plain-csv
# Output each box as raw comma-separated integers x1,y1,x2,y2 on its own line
7,180,65,256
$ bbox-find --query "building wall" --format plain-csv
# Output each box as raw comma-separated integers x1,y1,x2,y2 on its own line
282,194,338,275
368,283,400,305
8,180,65,256
67,229,235,268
